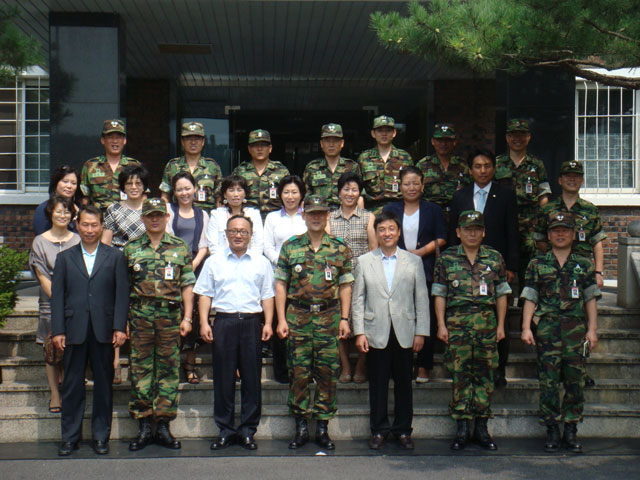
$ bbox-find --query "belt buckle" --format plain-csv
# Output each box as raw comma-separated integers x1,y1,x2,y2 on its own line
310,304,321,313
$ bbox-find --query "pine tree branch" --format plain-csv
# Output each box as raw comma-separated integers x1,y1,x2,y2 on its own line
564,63,640,89
582,18,640,45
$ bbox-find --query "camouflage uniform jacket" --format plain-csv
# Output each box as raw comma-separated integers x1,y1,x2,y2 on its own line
159,156,223,212
534,197,607,258
494,153,551,220
80,155,141,211
124,232,196,302
432,245,512,311
303,157,361,208
416,155,471,210
521,251,601,321
357,146,413,213
233,160,290,216
275,232,353,303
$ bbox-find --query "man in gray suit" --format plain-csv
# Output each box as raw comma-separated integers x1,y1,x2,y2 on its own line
51,205,129,456
352,211,430,450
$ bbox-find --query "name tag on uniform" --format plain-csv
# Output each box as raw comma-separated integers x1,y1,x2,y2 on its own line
120,191,128,201
578,230,586,242
165,262,174,280
198,186,206,202
479,280,488,296
571,280,579,299
392,177,399,192
269,185,277,199
325,265,333,281
525,182,533,194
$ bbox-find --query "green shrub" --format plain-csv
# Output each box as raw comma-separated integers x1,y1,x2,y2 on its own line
0,245,28,328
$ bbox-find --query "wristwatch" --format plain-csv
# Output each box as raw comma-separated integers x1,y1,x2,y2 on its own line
183,317,193,324
594,271,603,275
340,318,349,322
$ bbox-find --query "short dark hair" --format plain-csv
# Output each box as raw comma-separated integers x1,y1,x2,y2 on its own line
277,175,306,203
171,170,197,191
374,211,401,230
337,172,363,192
48,165,81,204
118,164,149,192
468,148,496,168
221,175,250,200
399,165,423,182
44,195,77,222
226,214,253,231
77,204,104,224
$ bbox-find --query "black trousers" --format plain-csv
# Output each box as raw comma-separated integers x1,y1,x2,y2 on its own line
366,326,413,436
212,312,262,438
417,282,437,370
61,322,114,443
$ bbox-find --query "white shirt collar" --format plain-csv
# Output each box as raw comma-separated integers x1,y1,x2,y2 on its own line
380,247,398,260
81,242,99,257
474,181,492,194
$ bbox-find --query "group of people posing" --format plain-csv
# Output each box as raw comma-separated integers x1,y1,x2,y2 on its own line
29,114,604,456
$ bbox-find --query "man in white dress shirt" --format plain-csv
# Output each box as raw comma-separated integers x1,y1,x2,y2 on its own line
195,214,275,451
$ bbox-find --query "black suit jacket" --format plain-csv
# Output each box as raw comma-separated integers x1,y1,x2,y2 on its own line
51,242,129,345
448,182,520,272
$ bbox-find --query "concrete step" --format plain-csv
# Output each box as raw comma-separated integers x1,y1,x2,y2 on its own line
0,331,41,357
2,378,639,409
1,402,638,442
505,305,640,330
505,329,640,354
2,312,38,331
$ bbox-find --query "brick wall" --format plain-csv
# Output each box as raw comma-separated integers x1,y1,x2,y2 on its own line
0,205,37,252
600,206,640,281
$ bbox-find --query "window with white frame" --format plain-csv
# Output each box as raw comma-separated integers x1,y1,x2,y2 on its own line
0,67,50,193
575,80,638,193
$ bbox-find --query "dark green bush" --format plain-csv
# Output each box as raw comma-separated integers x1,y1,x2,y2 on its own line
0,245,28,328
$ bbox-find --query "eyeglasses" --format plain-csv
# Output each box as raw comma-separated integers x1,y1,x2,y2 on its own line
53,209,72,217
225,229,250,237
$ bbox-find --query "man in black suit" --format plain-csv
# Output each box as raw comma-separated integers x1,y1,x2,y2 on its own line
448,149,519,386
51,205,129,456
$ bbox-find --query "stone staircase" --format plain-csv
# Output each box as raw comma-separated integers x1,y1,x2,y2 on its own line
1,294,639,442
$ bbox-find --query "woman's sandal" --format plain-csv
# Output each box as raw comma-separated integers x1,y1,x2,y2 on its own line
49,400,61,414
184,362,200,384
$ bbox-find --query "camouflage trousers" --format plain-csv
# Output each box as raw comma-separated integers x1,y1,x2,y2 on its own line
286,304,340,420
445,310,498,420
128,301,181,420
535,315,586,425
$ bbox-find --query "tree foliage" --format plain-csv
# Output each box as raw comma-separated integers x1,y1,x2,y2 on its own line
0,246,28,329
0,6,43,83
371,0,640,88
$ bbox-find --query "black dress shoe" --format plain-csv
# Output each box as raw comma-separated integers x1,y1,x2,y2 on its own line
289,417,309,449
58,441,79,456
211,435,236,450
494,370,507,388
92,440,109,455
240,436,257,450
315,420,335,450
369,433,387,450
584,375,595,387
451,419,469,450
129,418,153,451
155,420,181,449
397,434,414,450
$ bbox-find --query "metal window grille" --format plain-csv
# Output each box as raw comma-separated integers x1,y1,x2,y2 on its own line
575,81,639,193
0,73,50,193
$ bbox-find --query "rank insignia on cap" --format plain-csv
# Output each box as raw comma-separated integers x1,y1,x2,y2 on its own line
189,124,197,131
151,199,161,206
111,121,119,127
314,198,320,204
257,131,263,137
441,125,449,132
133,264,141,272
294,264,302,273
328,124,336,132
557,215,564,221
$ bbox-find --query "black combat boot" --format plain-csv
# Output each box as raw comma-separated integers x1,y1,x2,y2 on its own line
155,418,181,449
562,423,582,453
544,424,561,452
473,417,497,450
450,419,470,450
288,416,309,449
129,417,153,451
315,419,335,450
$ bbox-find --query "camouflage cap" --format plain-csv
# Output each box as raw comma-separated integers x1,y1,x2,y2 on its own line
432,123,456,139
560,160,584,175
320,123,343,138
248,129,271,144
372,115,395,129
458,210,485,228
142,198,167,216
303,194,330,213
548,211,575,230
102,119,126,135
181,121,205,137
506,118,530,133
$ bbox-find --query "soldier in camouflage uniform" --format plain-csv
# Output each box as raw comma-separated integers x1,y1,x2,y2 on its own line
495,119,551,285
159,122,223,213
416,123,471,228
303,123,361,208
80,119,141,211
233,129,290,220
358,115,413,216
521,211,600,453
275,195,353,450
124,198,196,451
432,211,511,451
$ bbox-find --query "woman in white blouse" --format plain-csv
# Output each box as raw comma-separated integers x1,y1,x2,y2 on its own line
263,175,307,383
207,175,264,256
263,175,307,267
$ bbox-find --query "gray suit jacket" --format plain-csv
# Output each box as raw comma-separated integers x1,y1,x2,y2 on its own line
351,248,430,349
